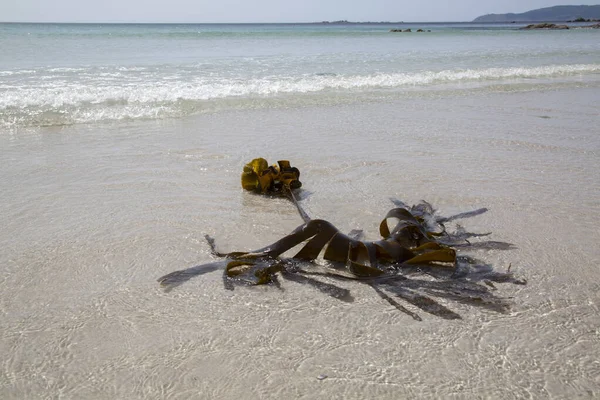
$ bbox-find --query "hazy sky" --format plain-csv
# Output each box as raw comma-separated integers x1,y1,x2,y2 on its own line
2,0,599,23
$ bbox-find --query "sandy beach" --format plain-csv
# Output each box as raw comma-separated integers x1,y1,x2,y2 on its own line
1,85,599,398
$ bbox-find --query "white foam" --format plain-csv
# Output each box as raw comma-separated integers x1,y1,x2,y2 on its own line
1,64,599,127
0,69,37,76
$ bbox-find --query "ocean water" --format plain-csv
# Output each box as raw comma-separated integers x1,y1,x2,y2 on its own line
1,23,600,399
1,22,599,127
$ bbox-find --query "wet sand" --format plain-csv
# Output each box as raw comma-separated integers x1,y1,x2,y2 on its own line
1,86,599,398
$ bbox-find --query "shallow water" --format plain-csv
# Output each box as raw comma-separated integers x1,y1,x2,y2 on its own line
1,85,599,398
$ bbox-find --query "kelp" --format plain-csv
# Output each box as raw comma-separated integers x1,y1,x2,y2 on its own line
158,158,526,320
241,158,302,194
240,158,308,222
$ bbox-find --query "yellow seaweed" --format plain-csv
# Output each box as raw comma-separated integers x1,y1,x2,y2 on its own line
241,158,301,194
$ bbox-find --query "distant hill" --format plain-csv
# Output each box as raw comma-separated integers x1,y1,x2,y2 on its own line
473,5,600,22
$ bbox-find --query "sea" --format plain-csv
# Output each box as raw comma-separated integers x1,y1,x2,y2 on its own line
1,22,600,128
1,22,600,399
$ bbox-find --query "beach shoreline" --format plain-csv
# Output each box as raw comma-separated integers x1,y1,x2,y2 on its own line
1,85,599,398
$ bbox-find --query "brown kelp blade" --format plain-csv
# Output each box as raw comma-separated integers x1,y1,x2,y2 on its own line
404,243,456,265
210,202,483,281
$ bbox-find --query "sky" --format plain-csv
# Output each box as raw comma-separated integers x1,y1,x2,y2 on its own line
1,0,599,23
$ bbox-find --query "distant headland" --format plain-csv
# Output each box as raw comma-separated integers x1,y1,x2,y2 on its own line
473,5,600,23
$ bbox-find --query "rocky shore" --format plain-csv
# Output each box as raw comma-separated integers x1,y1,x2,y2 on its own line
390,22,600,33
520,23,570,29
390,28,431,32
520,22,600,30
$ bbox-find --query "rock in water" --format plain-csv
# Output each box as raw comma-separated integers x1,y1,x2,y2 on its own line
520,23,569,30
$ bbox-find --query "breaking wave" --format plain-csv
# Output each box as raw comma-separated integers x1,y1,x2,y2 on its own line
1,63,599,127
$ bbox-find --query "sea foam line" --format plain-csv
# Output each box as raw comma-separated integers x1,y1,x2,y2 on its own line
1,63,598,127
2,63,598,108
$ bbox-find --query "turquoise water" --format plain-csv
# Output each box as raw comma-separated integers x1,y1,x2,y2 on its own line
1,22,599,127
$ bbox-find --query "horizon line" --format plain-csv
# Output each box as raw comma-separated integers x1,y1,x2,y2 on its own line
0,20,481,25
